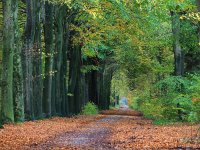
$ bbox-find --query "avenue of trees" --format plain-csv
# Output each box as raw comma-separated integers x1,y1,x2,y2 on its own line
1,0,200,125
0,0,114,124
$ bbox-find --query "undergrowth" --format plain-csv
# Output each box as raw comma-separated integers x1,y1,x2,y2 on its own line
131,74,200,124
81,102,99,115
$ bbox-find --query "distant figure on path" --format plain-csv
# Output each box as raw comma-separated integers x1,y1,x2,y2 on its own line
119,97,128,109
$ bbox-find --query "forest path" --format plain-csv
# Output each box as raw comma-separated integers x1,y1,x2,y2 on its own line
28,109,142,150
26,109,199,150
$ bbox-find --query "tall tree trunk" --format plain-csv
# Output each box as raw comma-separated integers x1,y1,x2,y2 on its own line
1,0,14,123
43,1,54,117
61,13,70,116
101,65,113,110
99,65,106,110
51,64,56,116
32,0,43,119
22,0,34,120
171,11,184,76
13,0,24,122
74,46,82,114
88,70,98,105
68,45,82,115
171,11,184,120
196,0,200,45
54,6,64,115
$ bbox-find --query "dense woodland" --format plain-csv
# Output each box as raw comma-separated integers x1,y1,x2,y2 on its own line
1,0,200,126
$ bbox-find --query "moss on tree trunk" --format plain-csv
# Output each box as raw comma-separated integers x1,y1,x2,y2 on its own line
43,1,54,117
13,0,24,122
1,0,15,123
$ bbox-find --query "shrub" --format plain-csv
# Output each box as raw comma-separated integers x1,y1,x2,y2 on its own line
81,102,98,115
131,74,200,123
140,101,164,120
138,76,193,121
130,97,139,110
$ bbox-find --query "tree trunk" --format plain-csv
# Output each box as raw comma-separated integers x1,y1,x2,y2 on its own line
68,45,82,115
171,11,184,76
88,70,98,105
51,69,56,116
54,6,64,115
32,0,43,119
196,0,200,44
61,12,70,116
13,0,24,122
43,1,54,117
22,0,34,120
101,65,113,110
1,0,14,123
97,65,105,110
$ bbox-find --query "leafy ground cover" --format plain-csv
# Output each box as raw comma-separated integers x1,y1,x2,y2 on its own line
0,109,199,149
0,116,104,149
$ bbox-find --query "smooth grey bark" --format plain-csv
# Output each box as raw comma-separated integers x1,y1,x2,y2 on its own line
171,11,184,76
22,0,34,120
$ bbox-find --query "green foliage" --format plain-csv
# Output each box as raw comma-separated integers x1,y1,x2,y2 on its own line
129,97,139,110
132,75,200,123
153,119,175,125
81,65,99,74
81,102,98,115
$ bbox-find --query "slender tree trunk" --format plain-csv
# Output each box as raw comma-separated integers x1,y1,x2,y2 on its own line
74,46,82,114
0,1,3,127
88,70,98,105
61,13,70,116
1,0,14,123
13,0,24,122
32,0,43,119
43,1,54,117
68,45,82,115
99,65,106,110
196,0,200,48
171,11,184,120
101,65,113,110
171,11,184,76
54,6,64,115
22,0,34,120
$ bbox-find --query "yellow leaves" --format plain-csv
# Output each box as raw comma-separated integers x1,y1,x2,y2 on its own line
85,8,100,19
101,1,112,8
180,16,185,20
82,48,97,58
47,0,72,6
183,12,200,21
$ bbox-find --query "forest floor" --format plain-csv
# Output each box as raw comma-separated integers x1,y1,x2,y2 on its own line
0,109,200,150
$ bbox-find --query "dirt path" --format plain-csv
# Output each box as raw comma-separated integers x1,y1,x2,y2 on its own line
29,115,122,150
25,109,200,150
0,109,199,150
